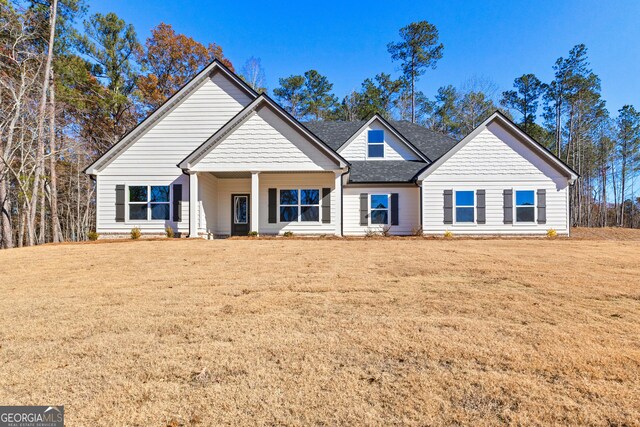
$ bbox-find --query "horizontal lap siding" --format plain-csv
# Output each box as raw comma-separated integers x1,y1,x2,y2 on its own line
422,125,570,235
193,108,337,171
198,173,218,234
215,179,251,235
258,173,336,235
340,120,420,161
96,74,251,235
343,186,420,236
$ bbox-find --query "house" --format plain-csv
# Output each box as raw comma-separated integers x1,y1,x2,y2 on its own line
85,59,578,237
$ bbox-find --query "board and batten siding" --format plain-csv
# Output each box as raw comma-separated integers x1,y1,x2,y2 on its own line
95,72,252,234
339,120,421,162
343,186,420,236
422,123,570,235
192,107,338,172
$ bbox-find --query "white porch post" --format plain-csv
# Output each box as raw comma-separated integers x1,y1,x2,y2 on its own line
334,171,343,236
251,171,260,234
189,172,199,238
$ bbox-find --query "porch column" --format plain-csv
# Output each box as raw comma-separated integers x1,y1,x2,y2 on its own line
189,172,199,238
251,171,260,234
334,171,343,236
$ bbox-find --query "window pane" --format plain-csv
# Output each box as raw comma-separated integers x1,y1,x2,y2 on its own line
456,191,474,206
371,209,388,224
129,204,147,220
280,206,298,222
300,189,319,205
129,186,147,202
151,203,169,220
370,194,389,210
234,197,248,224
368,144,384,158
516,190,535,206
368,130,384,143
151,186,170,202
516,206,535,222
456,207,474,223
300,206,319,222
280,189,298,205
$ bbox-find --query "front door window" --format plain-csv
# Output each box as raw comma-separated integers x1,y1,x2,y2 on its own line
234,196,248,224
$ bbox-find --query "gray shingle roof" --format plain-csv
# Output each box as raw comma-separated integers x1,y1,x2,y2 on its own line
348,160,428,183
302,119,457,161
302,118,457,183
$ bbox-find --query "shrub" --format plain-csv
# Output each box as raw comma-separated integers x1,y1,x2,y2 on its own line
412,227,424,237
130,227,142,240
547,228,558,239
87,231,99,241
283,231,294,238
247,231,258,237
443,230,454,239
364,228,379,238
381,225,392,237
165,226,175,238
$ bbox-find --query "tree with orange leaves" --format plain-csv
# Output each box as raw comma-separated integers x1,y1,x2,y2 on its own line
137,23,233,111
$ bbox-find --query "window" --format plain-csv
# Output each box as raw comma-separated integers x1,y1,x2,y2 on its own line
367,130,384,158
370,194,389,225
128,185,170,220
515,190,535,222
279,189,320,222
455,190,474,223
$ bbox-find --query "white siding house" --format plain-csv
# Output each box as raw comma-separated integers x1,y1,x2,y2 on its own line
86,59,577,238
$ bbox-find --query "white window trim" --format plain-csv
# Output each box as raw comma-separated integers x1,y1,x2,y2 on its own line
454,189,476,225
366,130,385,159
513,189,537,224
278,188,322,223
127,184,172,222
369,193,390,226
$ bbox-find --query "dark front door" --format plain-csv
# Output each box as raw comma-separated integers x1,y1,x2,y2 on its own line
231,194,250,236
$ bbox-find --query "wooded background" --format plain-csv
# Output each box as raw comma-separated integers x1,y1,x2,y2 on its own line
1,1,638,248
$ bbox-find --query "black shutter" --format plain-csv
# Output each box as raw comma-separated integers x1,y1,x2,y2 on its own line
172,184,182,222
268,188,277,223
476,190,486,224
537,189,547,224
443,190,453,224
115,185,125,222
503,189,513,224
321,188,331,224
390,193,399,226
359,193,368,226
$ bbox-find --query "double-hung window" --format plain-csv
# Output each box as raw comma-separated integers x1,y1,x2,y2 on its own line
370,194,389,225
279,189,320,222
367,130,384,158
455,190,474,223
128,185,170,220
515,190,535,222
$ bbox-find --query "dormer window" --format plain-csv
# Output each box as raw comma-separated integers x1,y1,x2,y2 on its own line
367,130,384,158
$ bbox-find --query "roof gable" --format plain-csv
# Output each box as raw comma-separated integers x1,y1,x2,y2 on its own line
85,59,258,175
179,95,348,171
417,111,579,182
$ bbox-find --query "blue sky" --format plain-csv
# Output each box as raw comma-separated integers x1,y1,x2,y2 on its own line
89,0,640,117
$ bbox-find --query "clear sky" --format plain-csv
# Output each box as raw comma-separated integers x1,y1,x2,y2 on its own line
88,0,640,117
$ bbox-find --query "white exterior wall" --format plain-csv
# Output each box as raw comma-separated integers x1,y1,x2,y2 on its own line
422,123,571,235
339,120,421,162
214,178,251,236
192,107,338,172
343,186,420,236
95,73,251,235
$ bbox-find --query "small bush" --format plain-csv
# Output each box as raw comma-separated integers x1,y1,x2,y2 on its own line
165,226,175,238
283,231,294,238
87,231,99,241
547,228,558,239
381,225,392,237
364,228,379,238
412,227,424,237
443,230,454,239
130,227,142,240
247,231,258,237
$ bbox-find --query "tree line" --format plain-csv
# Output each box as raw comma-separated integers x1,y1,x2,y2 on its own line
1,3,638,249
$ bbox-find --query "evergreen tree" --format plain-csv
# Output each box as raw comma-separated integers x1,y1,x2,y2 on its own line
501,74,544,134
273,75,305,119
301,70,338,120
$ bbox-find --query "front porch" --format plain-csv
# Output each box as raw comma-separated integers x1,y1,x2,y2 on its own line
188,171,344,237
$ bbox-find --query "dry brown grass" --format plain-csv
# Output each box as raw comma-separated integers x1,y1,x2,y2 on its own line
1,233,639,426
